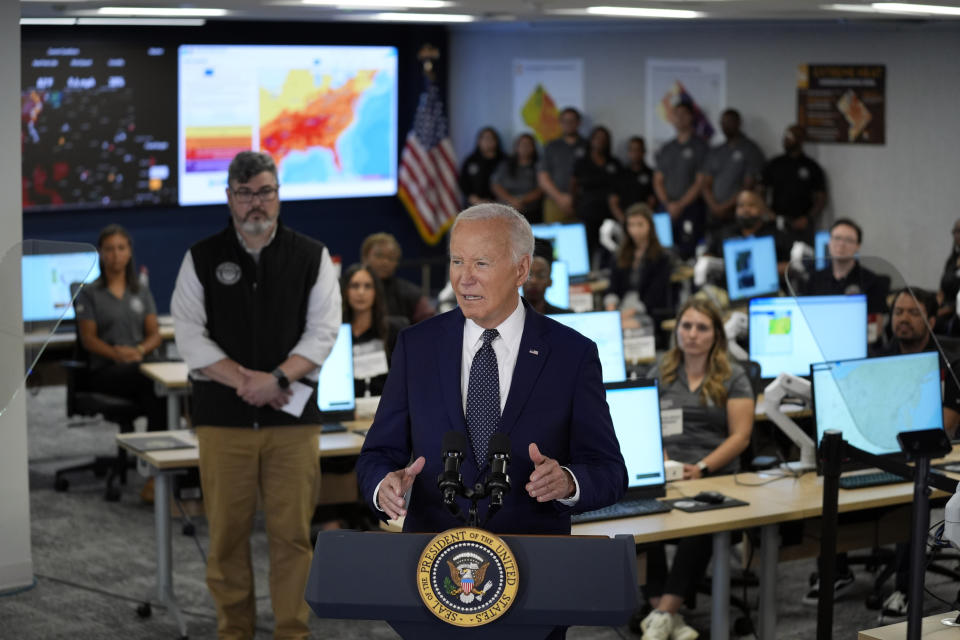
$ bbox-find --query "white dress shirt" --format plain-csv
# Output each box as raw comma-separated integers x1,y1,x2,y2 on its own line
460,298,526,415
170,234,341,381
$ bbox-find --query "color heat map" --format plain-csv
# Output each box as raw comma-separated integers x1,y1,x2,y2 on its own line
259,69,390,184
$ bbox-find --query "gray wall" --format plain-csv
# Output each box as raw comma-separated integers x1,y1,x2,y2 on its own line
449,21,960,289
0,2,34,591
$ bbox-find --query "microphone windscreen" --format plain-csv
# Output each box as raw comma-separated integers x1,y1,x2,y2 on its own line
443,430,467,453
489,432,511,457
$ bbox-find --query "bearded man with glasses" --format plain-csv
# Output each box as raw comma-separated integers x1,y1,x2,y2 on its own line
171,150,341,639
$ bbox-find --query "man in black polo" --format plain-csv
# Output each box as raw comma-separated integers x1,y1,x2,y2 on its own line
761,124,827,244
609,135,657,222
804,218,888,314
171,151,341,639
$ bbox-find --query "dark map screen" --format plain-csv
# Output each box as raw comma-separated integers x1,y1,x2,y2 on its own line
21,40,177,211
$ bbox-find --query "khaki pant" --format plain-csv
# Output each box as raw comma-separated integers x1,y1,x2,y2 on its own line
543,197,576,224
197,425,322,640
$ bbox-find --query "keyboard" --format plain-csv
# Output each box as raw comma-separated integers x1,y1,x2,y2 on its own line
571,498,671,523
838,471,905,489
321,423,348,434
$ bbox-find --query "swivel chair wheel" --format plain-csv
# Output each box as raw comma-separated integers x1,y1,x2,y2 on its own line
105,486,121,502
182,522,196,537
54,478,69,492
136,602,152,618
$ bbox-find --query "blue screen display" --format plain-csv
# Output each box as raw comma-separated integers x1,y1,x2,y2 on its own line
749,295,867,378
531,222,590,277
317,323,356,413
605,382,665,488
22,252,100,323
547,311,626,383
722,235,779,301
652,212,673,248
812,351,943,455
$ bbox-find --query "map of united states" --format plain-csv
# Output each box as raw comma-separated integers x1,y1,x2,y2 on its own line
259,69,377,172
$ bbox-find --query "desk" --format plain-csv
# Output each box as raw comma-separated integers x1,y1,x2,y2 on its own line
117,424,369,638
859,611,960,639
139,362,189,430
24,318,175,349
574,462,960,640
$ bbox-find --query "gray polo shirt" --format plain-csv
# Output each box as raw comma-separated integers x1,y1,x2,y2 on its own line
655,136,709,201
491,160,538,197
705,137,766,203
653,360,753,474
538,136,587,194
75,282,157,369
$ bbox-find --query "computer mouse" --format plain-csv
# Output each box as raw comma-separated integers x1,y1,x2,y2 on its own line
693,491,725,505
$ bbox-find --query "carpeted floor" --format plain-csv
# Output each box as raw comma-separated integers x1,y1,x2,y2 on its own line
3,384,959,639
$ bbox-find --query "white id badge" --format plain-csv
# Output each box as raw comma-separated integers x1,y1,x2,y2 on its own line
353,340,389,379
661,408,683,437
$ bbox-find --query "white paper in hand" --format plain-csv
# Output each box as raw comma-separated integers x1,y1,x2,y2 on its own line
280,381,313,418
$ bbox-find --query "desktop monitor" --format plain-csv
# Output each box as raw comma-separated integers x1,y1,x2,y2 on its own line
722,234,780,302
811,351,943,457
521,260,570,309
22,252,101,323
604,379,666,496
531,222,590,277
748,295,867,379
317,323,356,421
545,261,570,309
547,310,627,383
814,230,830,270
652,212,674,248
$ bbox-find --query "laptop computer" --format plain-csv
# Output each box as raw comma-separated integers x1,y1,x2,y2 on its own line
572,379,672,523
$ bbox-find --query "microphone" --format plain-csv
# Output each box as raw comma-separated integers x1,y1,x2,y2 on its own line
437,430,466,507
486,433,511,508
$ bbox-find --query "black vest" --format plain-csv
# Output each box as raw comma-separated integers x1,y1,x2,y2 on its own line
190,220,326,427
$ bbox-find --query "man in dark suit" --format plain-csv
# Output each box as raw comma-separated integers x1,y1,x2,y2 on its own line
357,203,626,535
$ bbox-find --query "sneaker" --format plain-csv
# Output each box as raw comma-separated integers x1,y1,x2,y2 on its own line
640,610,674,640
801,570,855,605
879,590,908,621
669,613,699,640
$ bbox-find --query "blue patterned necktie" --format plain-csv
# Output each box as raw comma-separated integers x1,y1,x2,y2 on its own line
466,329,501,467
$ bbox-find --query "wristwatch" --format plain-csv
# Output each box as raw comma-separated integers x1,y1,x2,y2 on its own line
272,367,290,390
696,460,711,477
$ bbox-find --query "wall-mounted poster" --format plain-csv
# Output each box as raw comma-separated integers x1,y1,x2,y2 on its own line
797,64,885,145
512,59,584,144
645,59,726,150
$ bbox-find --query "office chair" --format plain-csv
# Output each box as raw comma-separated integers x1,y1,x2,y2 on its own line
54,286,142,501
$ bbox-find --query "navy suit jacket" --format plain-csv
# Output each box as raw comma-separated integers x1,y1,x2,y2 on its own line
356,299,627,535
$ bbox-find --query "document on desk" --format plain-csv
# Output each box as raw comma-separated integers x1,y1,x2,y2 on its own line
281,381,313,418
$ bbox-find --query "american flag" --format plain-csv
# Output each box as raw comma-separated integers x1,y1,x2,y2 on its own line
398,80,461,245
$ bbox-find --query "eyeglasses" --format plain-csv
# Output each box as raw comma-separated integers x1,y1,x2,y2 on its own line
231,186,279,204
830,234,858,245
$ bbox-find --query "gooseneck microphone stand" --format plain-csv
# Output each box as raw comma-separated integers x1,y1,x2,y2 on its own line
817,429,957,640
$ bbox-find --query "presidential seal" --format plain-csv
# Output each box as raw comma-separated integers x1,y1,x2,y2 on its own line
416,527,518,627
